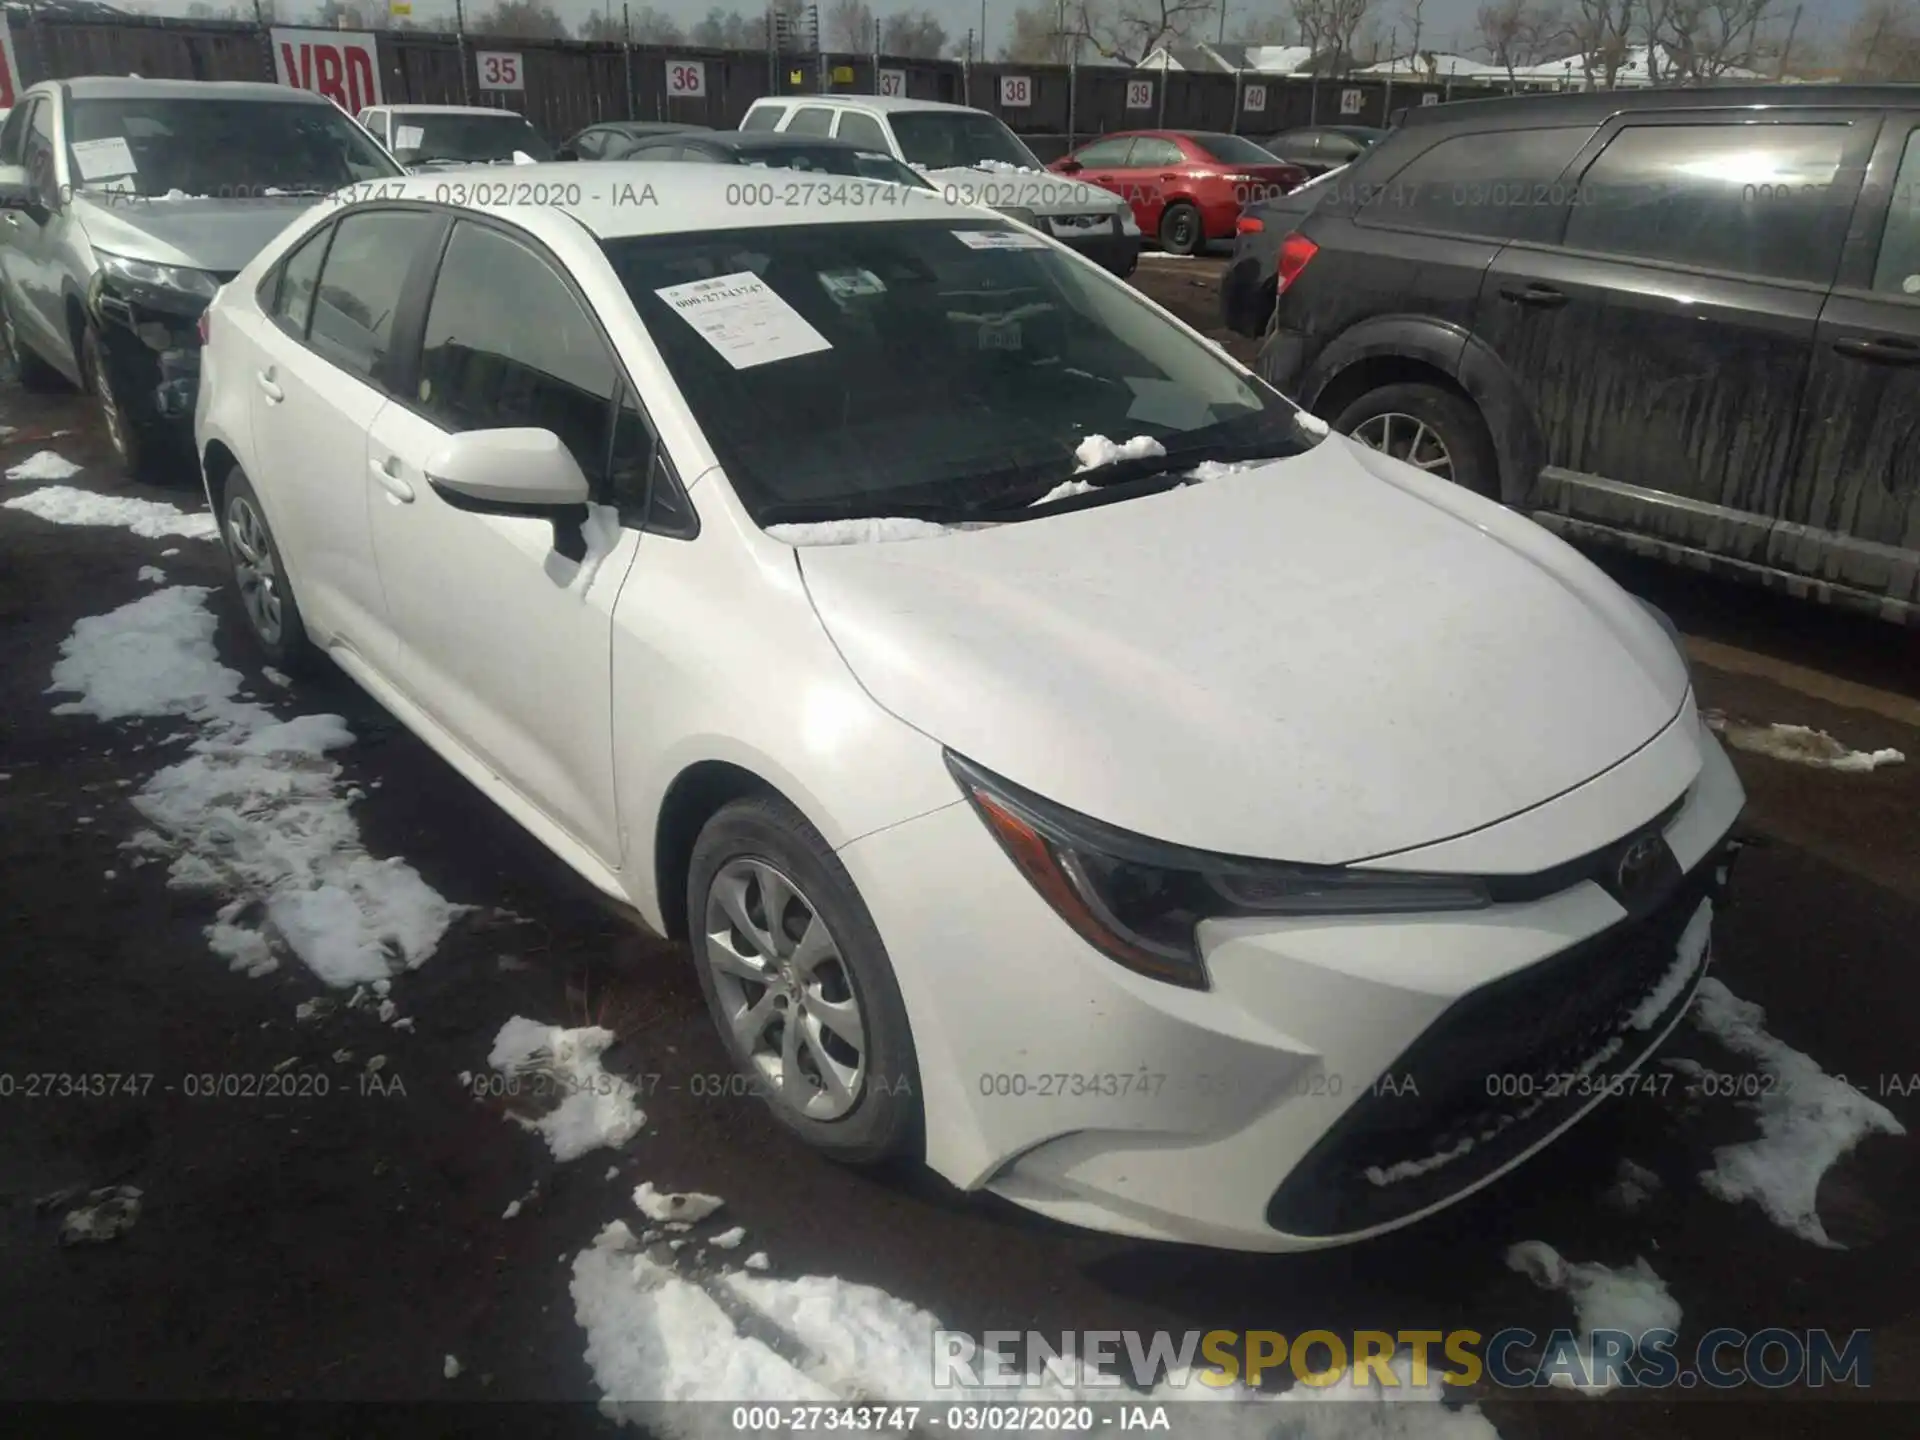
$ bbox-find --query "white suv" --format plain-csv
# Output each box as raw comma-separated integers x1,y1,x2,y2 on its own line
740,95,1140,277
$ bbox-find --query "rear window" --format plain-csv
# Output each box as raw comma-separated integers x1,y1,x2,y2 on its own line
741,106,784,133
1191,133,1283,165
1359,126,1593,239
1563,122,1850,284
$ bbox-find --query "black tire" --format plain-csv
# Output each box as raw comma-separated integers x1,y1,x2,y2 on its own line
217,467,314,673
687,794,921,1165
81,321,164,483
1330,381,1501,499
1158,201,1203,257
1,288,66,392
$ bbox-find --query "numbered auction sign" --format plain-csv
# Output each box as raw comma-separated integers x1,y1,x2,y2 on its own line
877,68,906,98
270,27,383,112
1126,79,1153,110
476,51,523,92
1242,83,1266,114
1339,87,1363,115
666,59,707,99
999,74,1031,108
1421,92,1441,106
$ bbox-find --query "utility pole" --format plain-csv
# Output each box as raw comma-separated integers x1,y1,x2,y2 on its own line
1776,3,1802,81
979,0,987,63
1217,1,1227,45
453,0,470,104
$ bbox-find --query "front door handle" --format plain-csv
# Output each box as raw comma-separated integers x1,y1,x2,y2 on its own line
1498,283,1570,309
256,369,283,403
370,455,414,503
1832,336,1920,366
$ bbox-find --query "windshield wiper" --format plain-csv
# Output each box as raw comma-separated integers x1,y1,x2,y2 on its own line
972,439,1296,514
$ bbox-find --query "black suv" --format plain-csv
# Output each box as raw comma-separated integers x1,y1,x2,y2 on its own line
1238,86,1920,624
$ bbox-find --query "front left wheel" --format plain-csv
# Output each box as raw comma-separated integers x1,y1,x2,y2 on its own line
688,795,921,1164
219,467,313,672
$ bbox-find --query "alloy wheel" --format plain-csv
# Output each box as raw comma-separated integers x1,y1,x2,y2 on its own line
702,857,866,1121
1350,411,1454,481
225,494,284,646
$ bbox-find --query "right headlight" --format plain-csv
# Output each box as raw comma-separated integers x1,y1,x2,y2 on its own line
947,753,1490,989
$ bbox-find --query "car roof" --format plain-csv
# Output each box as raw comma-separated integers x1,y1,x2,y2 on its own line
1400,82,1920,129
332,161,978,236
385,104,525,117
751,94,983,116
580,120,711,135
665,132,890,152
52,76,331,104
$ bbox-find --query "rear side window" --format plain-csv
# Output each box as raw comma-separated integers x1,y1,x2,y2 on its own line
1563,123,1849,284
1129,137,1185,167
1872,130,1920,297
1070,136,1135,167
308,209,440,383
0,100,33,165
740,106,784,133
270,223,331,337
787,107,835,137
417,221,620,488
835,110,890,152
1360,126,1592,239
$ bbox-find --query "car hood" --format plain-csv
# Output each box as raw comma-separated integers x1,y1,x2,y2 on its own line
72,195,324,273
920,165,1126,217
795,439,1692,865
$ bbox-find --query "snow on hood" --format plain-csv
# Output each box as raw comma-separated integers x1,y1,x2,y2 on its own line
72,192,325,272
794,438,1694,863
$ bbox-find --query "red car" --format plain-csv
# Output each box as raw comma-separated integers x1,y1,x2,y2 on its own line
1050,129,1307,256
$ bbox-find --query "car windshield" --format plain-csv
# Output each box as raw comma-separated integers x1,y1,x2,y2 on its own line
890,111,1044,171
734,146,935,189
393,112,553,165
1191,132,1284,165
65,97,399,197
605,219,1314,524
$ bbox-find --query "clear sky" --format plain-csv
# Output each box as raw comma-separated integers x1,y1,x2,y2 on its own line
120,0,1863,66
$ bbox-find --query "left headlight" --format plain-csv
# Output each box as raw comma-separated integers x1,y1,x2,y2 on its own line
947,753,1490,990
95,251,222,310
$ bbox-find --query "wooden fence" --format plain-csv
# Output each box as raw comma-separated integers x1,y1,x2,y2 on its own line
5,12,1508,149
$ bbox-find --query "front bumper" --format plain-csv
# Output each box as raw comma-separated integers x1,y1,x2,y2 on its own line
88,275,213,426
1220,253,1271,336
837,712,1745,1251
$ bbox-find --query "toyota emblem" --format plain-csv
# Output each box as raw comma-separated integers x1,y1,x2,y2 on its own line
1615,833,1665,894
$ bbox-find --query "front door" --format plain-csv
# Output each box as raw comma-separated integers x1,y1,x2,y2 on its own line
1779,116,1920,610
365,217,643,869
0,99,73,372
1477,111,1877,556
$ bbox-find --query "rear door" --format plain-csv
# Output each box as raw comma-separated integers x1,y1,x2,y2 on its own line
1479,110,1876,550
1780,114,1920,610
1105,135,1185,236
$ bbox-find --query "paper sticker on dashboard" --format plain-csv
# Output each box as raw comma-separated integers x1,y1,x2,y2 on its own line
654,271,832,369
952,229,1048,251
70,137,139,181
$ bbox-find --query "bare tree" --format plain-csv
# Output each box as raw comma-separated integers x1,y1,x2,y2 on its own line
882,11,950,55
1061,0,1218,66
826,0,873,49
1839,0,1920,79
1233,13,1294,42
1565,0,1635,85
470,0,567,38
1001,1,1080,60
577,6,684,42
1655,0,1779,79
1476,0,1559,78
689,8,765,48
1289,0,1374,70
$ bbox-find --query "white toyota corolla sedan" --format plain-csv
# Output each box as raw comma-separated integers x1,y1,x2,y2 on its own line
194,165,1745,1251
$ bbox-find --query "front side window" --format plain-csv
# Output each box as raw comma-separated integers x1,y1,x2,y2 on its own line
416,221,620,487
835,111,890,152
1871,130,1920,298
0,100,33,166
1563,122,1850,284
740,106,784,133
786,108,836,138
891,110,1044,170
390,111,553,167
26,100,57,205
270,222,332,337
63,97,399,198
1362,126,1591,238
605,219,1312,525
1127,138,1187,168
307,209,439,381
1068,137,1136,168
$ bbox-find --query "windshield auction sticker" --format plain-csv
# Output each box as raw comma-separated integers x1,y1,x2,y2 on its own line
654,271,831,370
952,228,1048,251
69,137,138,181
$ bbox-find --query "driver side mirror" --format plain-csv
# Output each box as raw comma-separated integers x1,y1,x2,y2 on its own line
0,163,44,217
425,428,592,556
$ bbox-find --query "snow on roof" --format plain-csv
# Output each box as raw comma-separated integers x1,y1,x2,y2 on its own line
1356,52,1505,78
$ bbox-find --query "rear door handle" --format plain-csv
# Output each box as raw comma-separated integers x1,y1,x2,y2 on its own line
1832,336,1920,366
370,455,414,503
255,370,283,403
1498,283,1569,309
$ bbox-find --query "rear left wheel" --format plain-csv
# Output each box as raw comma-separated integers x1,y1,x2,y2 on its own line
1158,201,1203,257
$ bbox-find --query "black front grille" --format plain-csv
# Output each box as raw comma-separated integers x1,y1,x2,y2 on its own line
1266,839,1733,1238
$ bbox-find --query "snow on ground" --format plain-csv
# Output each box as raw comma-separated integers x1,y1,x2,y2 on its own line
137,565,166,584
766,517,956,547
488,1017,647,1161
1604,1158,1663,1214
5,451,83,482
1687,976,1906,1246
572,1223,1504,1436
1506,1241,1680,1394
1627,900,1712,1029
1705,712,1904,772
47,585,462,985
633,1181,724,1224
4,485,218,540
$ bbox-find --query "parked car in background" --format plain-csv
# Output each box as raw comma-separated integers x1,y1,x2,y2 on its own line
355,104,552,169
1254,125,1388,176
617,130,936,192
1258,85,1920,623
1220,166,1348,336
194,162,1741,1252
1051,129,1307,256
0,76,402,478
740,95,1141,277
557,120,712,161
